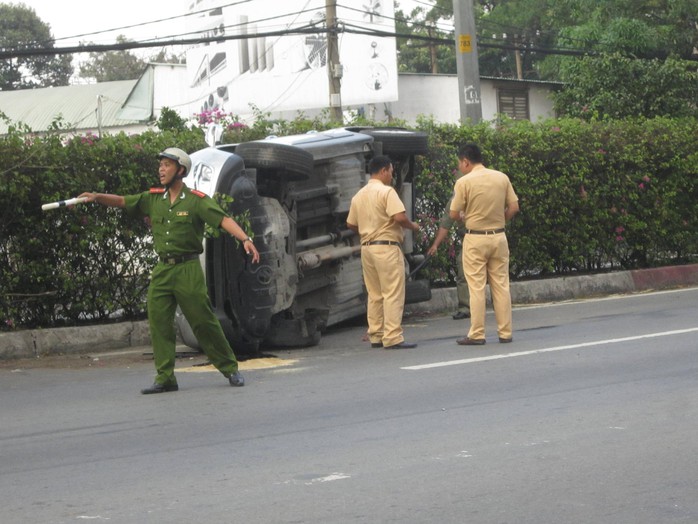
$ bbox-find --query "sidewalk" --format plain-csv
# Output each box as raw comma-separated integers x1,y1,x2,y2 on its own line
2,263,697,360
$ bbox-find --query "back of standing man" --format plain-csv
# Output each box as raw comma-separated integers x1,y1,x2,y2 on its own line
449,143,519,345
347,155,420,350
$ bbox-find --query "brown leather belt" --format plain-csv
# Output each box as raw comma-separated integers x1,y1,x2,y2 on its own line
466,228,505,235
160,253,200,265
362,240,401,246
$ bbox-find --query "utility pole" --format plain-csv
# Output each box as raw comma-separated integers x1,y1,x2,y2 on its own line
453,0,482,124
326,0,343,122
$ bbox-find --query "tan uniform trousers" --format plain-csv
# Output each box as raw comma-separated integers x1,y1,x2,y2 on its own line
361,244,406,347
462,232,512,340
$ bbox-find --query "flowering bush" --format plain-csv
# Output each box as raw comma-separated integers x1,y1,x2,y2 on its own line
1,112,696,330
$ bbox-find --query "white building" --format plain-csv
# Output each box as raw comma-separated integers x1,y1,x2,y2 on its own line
0,66,561,137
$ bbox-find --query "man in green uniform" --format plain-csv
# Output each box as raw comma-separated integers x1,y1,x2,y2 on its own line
79,147,260,394
427,197,471,320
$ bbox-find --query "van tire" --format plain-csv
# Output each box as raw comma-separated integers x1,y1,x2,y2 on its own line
359,128,429,156
235,142,313,180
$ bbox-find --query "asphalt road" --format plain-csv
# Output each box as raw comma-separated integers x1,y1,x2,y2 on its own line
1,288,697,524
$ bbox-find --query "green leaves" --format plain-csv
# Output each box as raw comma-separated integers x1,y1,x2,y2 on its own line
555,54,698,120
413,116,698,280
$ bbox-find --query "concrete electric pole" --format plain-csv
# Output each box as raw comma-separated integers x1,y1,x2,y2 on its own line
453,0,482,124
326,0,343,122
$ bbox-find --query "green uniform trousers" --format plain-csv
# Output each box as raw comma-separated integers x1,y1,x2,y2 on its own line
455,246,471,313
147,259,238,386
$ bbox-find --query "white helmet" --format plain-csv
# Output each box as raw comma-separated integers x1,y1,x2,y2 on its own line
157,147,192,176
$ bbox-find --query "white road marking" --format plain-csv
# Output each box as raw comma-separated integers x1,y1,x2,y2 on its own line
305,473,350,485
401,327,698,371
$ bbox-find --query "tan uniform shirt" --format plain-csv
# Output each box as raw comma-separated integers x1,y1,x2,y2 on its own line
449,165,518,230
347,179,406,243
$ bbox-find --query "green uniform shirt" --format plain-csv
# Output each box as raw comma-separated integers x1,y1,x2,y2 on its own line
439,196,466,236
124,185,228,258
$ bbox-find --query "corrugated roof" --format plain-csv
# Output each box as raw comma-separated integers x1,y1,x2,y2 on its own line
0,80,141,135
399,71,565,86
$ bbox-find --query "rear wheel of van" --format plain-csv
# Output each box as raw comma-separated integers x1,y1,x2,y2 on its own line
235,142,314,180
359,128,429,156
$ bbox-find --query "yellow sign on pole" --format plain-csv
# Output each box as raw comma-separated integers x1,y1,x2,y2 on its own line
459,34,472,53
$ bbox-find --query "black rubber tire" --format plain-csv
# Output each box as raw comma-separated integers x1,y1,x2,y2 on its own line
234,141,314,180
359,128,429,156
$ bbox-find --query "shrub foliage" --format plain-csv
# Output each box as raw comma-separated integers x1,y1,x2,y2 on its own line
1,113,696,330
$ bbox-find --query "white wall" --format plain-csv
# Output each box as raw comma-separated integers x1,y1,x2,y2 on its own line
376,73,558,124
253,73,559,126
152,63,190,121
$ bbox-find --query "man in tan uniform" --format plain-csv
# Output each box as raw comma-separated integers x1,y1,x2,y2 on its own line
449,143,519,345
347,155,420,350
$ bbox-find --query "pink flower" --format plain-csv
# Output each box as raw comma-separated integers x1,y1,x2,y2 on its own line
615,226,625,233
642,176,650,183
638,183,645,190
615,235,624,242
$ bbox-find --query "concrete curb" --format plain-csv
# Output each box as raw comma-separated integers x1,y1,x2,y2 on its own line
0,320,151,360
405,263,698,315
2,264,697,360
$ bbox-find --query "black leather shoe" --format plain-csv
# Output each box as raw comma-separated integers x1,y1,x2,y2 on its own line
383,341,418,350
456,337,486,346
499,337,513,343
452,310,471,320
228,371,245,387
141,382,178,395
370,342,382,348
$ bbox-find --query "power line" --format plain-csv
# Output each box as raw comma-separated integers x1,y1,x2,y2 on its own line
32,0,255,48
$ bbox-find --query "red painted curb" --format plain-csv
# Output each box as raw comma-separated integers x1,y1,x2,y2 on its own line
629,263,698,290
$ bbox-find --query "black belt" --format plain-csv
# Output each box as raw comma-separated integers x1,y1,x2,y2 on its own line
466,228,505,235
160,253,200,265
362,240,401,246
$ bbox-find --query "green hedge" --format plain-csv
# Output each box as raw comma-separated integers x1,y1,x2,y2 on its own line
412,116,698,285
1,114,696,330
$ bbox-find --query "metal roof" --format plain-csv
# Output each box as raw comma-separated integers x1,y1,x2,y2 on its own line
0,80,141,135
399,71,565,86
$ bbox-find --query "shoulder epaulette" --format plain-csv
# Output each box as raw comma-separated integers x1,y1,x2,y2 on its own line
149,187,166,194
191,189,207,198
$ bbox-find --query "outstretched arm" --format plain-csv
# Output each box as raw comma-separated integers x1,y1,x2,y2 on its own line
427,226,449,256
79,192,126,208
220,216,260,263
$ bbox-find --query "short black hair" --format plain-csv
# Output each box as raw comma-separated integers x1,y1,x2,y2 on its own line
368,155,392,174
457,143,483,164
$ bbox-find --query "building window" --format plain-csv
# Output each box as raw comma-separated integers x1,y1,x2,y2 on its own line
497,87,530,120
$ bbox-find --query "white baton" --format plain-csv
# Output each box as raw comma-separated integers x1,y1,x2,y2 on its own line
41,196,88,211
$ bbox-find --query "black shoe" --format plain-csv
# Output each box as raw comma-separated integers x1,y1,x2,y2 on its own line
228,371,245,387
383,341,418,350
141,382,178,395
452,311,471,320
499,337,513,343
370,342,382,348
456,337,486,346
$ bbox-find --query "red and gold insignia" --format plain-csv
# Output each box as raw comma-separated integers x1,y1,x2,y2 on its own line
191,189,206,198
149,187,166,194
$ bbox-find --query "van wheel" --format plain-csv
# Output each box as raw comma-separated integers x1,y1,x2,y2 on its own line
359,128,429,156
235,142,313,180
